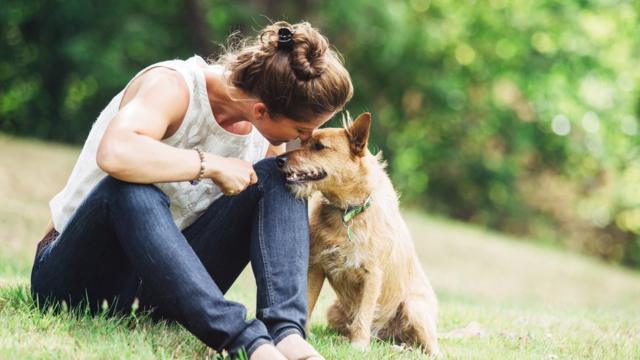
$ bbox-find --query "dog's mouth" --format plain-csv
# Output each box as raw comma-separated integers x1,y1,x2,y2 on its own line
284,168,327,184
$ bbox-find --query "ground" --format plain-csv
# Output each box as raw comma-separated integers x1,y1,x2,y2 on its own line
1,133,639,359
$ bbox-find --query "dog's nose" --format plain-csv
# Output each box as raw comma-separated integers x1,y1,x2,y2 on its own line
276,155,288,168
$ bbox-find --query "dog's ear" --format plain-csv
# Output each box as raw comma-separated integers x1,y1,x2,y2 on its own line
348,112,372,157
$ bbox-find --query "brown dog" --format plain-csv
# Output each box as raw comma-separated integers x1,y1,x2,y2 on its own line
276,113,439,355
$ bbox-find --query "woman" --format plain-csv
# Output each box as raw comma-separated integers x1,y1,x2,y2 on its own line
30,21,353,360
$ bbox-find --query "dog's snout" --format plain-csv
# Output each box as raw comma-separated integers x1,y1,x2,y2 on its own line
276,155,288,168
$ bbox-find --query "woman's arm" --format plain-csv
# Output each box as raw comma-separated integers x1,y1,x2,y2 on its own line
96,67,203,184
98,68,256,190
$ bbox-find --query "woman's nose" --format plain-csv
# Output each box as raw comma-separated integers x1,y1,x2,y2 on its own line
299,133,312,143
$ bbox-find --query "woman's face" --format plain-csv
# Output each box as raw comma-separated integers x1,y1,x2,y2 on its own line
253,109,335,146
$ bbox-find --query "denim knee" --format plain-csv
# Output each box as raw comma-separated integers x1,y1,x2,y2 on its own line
253,157,302,200
97,176,170,210
253,157,282,186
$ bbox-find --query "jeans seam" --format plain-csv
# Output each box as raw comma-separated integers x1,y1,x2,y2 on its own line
257,197,275,306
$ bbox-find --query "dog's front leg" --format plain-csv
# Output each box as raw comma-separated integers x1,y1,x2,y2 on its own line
306,265,325,330
349,266,383,350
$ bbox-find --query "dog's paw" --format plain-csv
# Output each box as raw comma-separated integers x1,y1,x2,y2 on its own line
350,339,370,351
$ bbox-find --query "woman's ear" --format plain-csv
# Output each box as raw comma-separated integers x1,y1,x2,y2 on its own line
253,102,269,121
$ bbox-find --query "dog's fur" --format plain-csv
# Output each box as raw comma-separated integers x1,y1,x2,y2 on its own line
279,113,439,355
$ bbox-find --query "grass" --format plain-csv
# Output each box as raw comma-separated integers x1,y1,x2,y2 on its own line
1,133,639,359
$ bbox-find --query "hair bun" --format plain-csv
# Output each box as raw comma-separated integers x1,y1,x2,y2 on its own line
221,20,353,121
289,22,329,80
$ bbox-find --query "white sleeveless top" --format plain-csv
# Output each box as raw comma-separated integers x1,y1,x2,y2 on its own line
49,55,270,233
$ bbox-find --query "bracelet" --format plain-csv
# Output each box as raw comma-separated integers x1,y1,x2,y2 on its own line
190,146,206,185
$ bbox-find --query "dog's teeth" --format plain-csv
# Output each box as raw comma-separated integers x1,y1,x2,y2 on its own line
284,168,325,183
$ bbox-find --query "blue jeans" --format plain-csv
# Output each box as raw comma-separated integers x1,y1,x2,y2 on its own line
30,157,310,358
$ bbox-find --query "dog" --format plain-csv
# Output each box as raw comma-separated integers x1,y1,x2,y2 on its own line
276,112,439,355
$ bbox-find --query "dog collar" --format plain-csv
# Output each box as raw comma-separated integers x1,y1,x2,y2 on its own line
342,194,373,241
342,194,373,223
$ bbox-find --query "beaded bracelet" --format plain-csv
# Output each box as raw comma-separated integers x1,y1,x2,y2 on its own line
190,146,206,185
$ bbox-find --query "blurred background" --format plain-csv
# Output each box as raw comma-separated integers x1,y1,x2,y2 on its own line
1,0,639,270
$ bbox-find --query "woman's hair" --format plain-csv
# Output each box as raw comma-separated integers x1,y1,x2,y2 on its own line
215,21,354,122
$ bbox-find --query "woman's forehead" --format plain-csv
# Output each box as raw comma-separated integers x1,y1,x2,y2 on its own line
282,111,334,128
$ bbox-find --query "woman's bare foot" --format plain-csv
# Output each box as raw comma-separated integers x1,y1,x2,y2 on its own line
275,333,325,360
249,343,287,360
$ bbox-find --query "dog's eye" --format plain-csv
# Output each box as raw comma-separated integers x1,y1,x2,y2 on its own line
311,142,325,151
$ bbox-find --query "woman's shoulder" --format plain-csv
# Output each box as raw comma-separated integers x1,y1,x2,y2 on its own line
137,67,190,100
120,65,191,114
114,64,193,144
123,57,201,104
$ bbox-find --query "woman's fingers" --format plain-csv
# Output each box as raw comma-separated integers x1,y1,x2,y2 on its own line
209,158,257,195
223,172,256,195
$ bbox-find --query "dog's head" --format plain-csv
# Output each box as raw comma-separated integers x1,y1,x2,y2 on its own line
277,112,372,200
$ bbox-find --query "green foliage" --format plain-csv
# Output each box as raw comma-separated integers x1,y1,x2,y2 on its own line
1,0,639,267
313,0,640,266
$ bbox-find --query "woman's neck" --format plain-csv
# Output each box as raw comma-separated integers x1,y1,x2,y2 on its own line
202,66,255,133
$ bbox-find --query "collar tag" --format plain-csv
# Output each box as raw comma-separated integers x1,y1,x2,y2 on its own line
341,194,373,241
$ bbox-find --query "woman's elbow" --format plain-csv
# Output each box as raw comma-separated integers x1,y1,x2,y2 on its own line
96,140,124,175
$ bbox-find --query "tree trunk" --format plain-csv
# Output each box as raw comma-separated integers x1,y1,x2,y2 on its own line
183,0,215,56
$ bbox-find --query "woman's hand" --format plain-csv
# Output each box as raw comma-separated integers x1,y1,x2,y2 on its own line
204,153,258,195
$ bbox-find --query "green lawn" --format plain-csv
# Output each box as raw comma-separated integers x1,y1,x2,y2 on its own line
1,133,639,359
